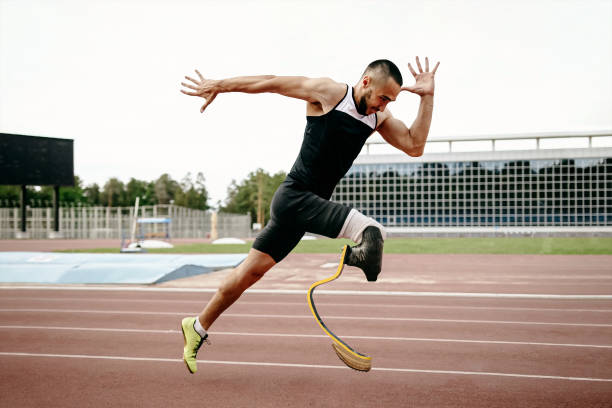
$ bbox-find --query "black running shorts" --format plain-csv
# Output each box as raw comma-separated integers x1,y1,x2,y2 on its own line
253,181,351,263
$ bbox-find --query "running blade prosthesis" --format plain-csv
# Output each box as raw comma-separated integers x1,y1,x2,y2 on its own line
307,245,372,372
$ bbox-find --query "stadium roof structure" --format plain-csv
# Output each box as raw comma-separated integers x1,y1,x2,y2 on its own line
342,130,612,235
358,130,612,164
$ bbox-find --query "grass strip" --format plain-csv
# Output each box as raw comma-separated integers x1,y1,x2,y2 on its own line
56,237,612,255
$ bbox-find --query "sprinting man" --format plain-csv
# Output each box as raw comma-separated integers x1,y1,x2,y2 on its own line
180,57,439,373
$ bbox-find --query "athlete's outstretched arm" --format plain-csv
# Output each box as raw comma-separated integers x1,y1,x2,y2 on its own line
181,70,344,113
377,57,440,157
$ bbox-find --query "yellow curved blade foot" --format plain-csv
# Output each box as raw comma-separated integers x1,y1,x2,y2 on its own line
308,245,373,371
331,343,372,372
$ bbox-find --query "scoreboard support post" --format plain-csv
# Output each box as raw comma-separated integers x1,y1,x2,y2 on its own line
16,185,29,239
53,185,60,233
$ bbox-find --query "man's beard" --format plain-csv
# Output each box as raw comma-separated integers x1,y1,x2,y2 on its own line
355,91,370,116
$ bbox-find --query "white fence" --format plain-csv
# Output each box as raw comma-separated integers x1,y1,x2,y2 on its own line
0,205,250,240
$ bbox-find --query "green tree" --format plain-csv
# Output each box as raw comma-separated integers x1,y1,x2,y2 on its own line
102,178,125,207
27,186,50,207
221,168,285,224
125,178,154,206
0,185,21,207
1,172,211,209
175,172,209,210
0,177,84,207
83,183,102,206
154,173,179,204
58,175,87,206
194,172,209,209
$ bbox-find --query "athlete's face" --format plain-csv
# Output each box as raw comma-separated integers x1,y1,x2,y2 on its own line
357,75,401,115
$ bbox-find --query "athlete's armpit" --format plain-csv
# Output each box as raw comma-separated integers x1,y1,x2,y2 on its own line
376,110,423,157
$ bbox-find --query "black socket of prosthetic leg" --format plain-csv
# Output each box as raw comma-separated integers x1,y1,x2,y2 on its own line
345,226,383,282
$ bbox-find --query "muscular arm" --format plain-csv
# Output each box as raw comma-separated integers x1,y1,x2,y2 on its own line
217,76,331,102
181,71,345,113
377,95,434,157
377,57,439,157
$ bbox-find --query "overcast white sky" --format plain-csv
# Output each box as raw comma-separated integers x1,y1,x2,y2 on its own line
1,0,611,206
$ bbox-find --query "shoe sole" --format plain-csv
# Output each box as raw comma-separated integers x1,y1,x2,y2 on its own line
307,245,373,372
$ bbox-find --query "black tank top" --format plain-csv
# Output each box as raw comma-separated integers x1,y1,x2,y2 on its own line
286,84,377,199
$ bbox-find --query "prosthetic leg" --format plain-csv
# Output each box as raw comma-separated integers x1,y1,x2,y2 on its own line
307,246,372,372
345,226,384,282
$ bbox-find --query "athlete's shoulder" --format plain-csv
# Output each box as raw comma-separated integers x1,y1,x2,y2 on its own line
305,78,347,115
309,78,346,105
375,107,393,131
307,77,344,90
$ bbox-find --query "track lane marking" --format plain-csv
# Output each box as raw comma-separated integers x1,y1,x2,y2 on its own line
0,351,610,382
1,286,611,299
1,297,611,313
1,308,611,327
1,325,611,349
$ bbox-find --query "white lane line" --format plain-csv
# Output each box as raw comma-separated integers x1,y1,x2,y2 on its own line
0,325,177,334
1,325,611,349
1,296,611,313
0,351,610,382
1,308,611,327
1,286,610,299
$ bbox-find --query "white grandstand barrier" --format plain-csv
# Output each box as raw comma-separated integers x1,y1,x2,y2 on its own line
362,130,612,155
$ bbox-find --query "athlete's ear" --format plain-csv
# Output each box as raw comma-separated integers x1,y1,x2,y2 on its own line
362,75,371,88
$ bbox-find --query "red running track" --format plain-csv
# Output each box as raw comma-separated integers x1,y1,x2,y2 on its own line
1,286,611,407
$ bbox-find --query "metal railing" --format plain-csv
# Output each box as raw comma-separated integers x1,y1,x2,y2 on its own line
362,130,612,155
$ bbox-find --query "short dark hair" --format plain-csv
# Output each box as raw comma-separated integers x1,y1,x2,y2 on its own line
363,59,403,86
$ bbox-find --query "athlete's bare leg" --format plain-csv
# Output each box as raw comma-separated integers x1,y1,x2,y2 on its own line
198,248,276,330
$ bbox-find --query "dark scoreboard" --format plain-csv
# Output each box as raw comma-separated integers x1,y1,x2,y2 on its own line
0,133,74,186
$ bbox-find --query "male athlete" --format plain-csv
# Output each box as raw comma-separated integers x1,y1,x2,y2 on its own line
179,57,439,373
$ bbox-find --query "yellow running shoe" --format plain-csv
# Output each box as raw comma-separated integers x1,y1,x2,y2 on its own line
181,317,209,374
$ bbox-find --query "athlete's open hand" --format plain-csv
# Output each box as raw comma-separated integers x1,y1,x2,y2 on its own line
401,57,440,97
181,70,219,113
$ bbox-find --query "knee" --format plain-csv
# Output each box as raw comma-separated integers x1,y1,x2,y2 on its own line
218,271,260,298
218,249,276,296
245,266,268,282
237,256,275,287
